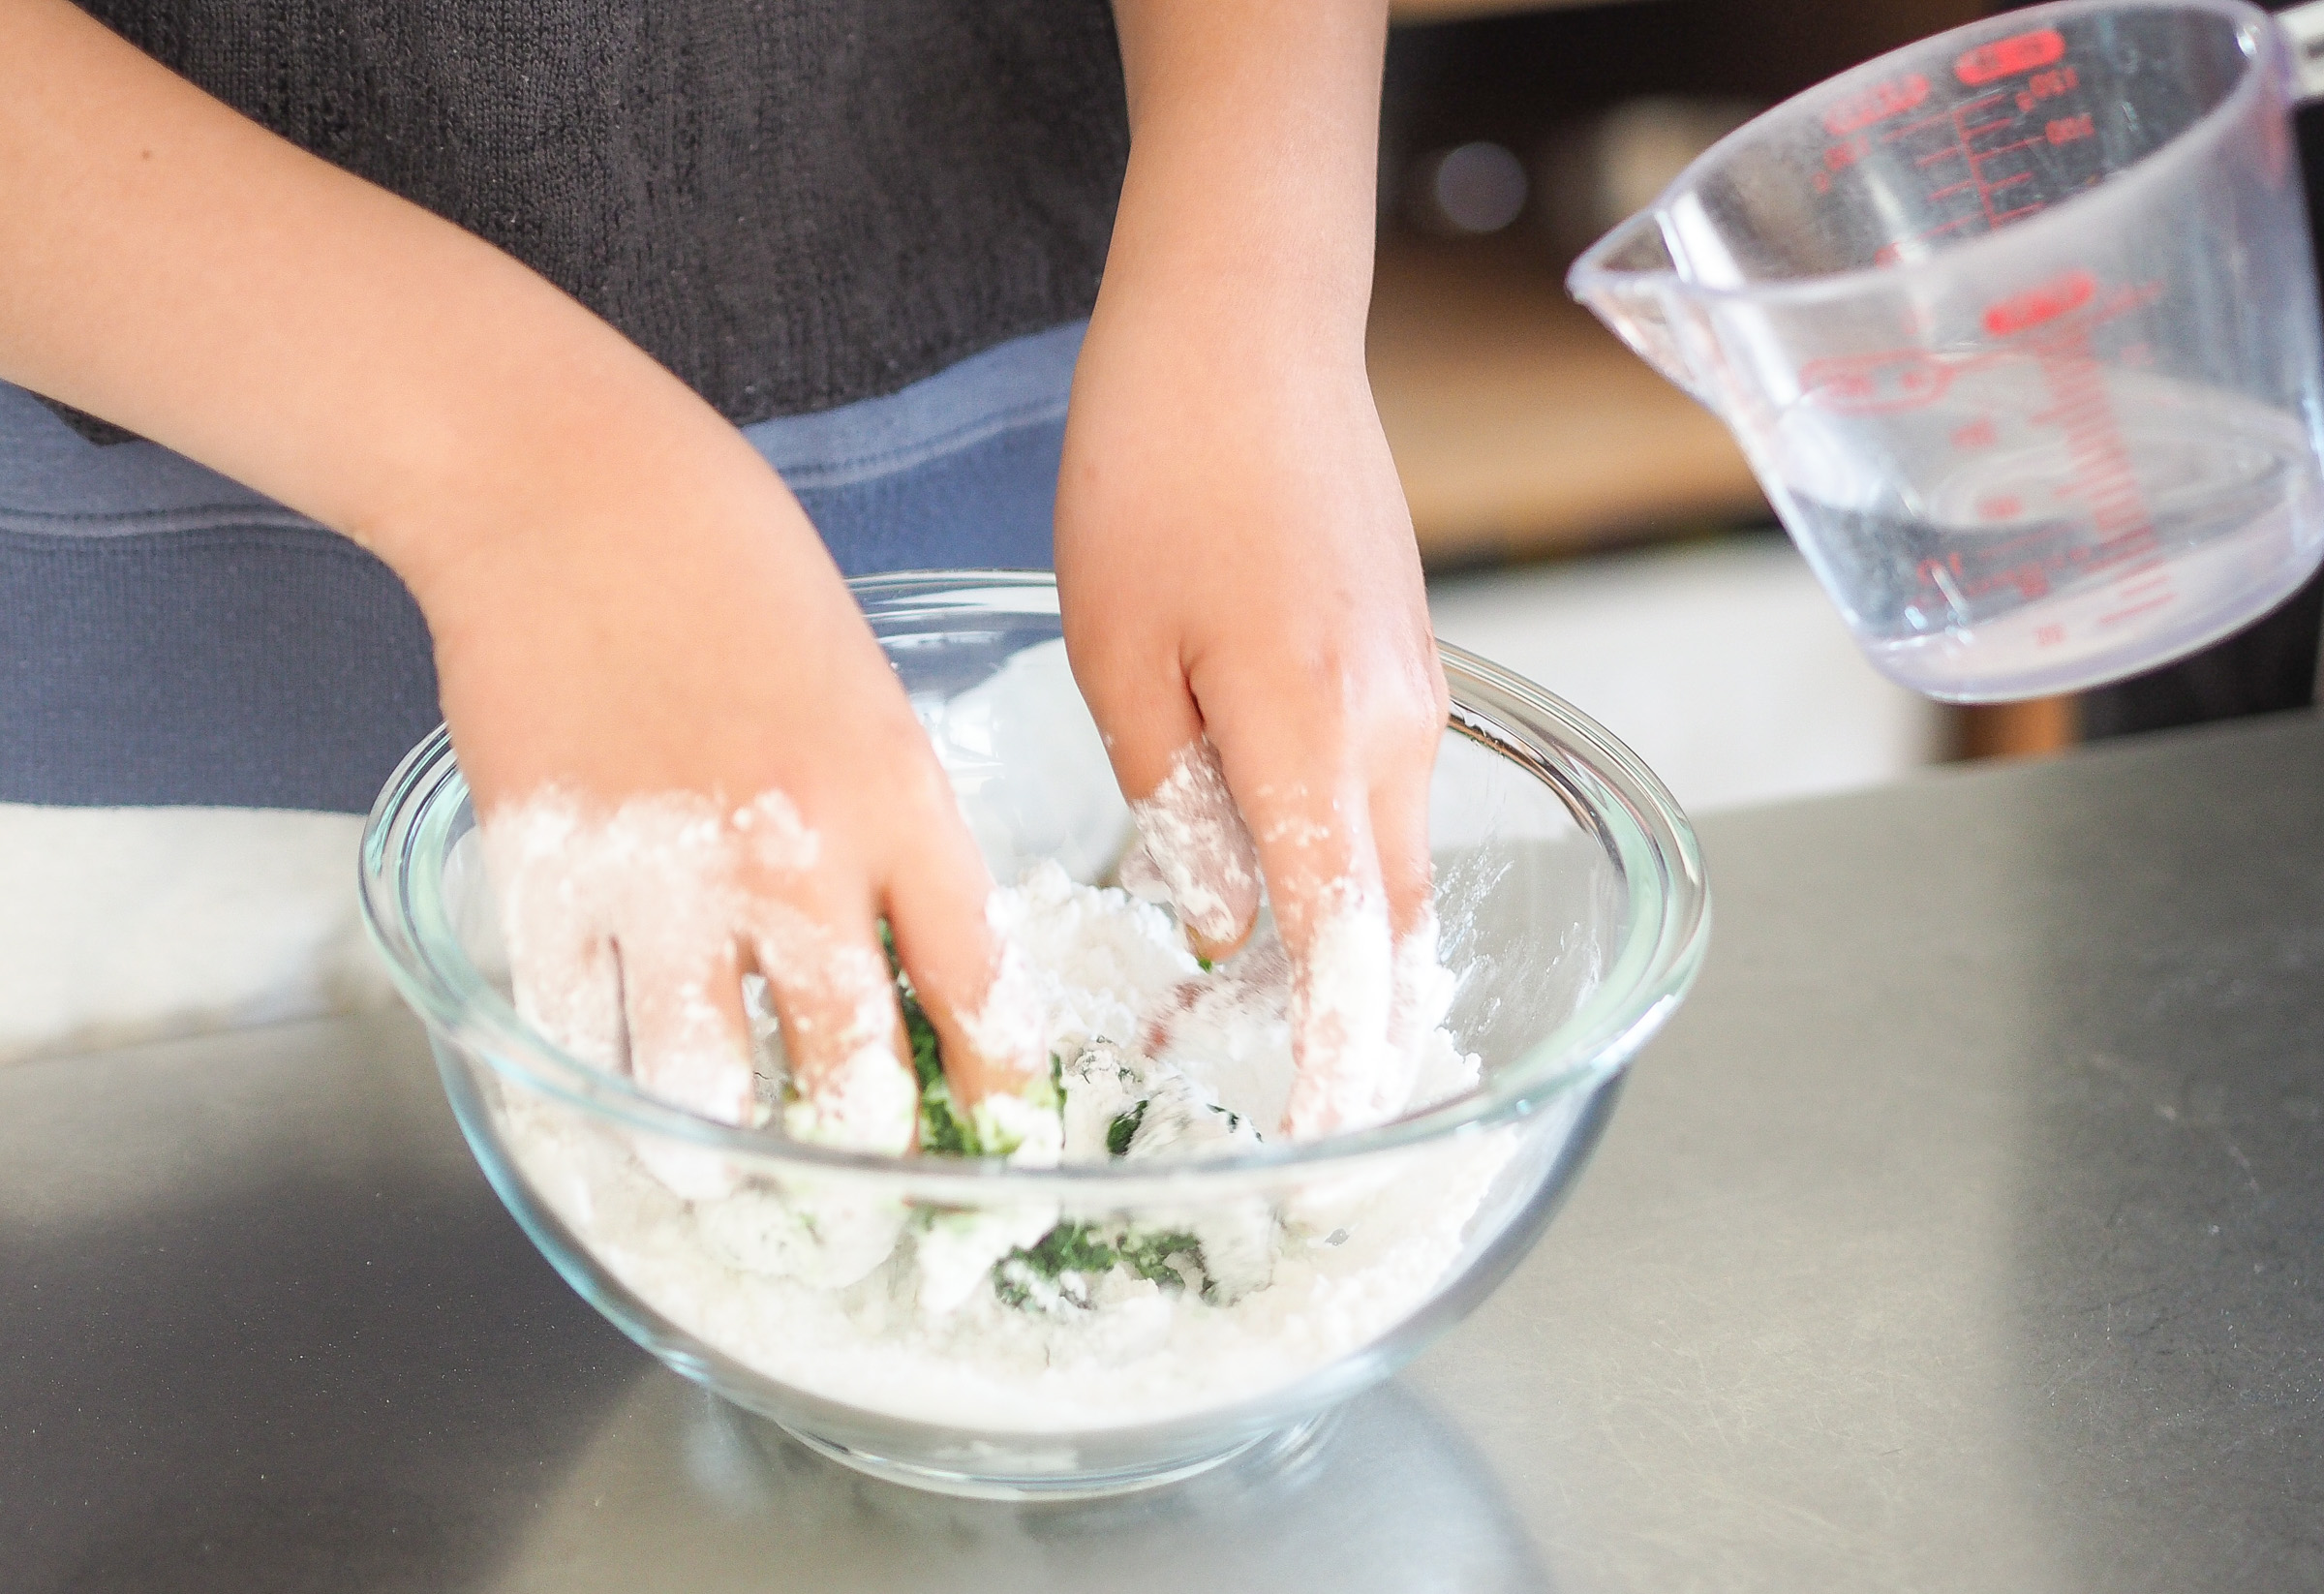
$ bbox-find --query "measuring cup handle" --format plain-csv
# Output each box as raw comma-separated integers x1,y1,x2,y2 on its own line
2280,0,2324,103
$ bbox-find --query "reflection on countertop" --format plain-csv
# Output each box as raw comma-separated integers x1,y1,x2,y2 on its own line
486,1379,1548,1594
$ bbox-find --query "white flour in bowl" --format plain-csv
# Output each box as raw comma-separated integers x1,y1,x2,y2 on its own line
495,863,1517,1432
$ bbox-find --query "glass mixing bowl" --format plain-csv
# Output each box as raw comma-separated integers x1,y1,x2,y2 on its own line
360,571,1708,1500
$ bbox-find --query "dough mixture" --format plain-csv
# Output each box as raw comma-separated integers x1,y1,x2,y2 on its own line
496,863,1514,1431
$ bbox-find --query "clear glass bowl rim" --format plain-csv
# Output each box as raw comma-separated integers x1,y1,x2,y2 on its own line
358,570,1709,1199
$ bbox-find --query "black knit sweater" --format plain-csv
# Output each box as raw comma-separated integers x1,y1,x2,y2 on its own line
75,0,1130,425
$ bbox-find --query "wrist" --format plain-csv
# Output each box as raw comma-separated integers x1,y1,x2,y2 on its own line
363,370,807,624
1101,0,1388,353
1097,180,1375,357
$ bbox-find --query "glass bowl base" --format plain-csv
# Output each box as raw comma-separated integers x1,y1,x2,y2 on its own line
774,1413,1331,1502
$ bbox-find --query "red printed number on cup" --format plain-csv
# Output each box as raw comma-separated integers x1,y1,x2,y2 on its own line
1957,28,2066,88
1822,73,1931,138
1982,269,2096,336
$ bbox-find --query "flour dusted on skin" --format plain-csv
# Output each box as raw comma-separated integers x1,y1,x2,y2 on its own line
1121,738,1259,951
495,862,1511,1431
778,1039,919,1155
1122,743,1451,1140
484,788,921,1160
1281,881,1399,1139
1288,897,1461,1138
486,788,754,1124
950,930,1055,1121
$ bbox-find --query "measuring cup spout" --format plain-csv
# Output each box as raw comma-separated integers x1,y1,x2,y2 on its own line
1565,210,1713,407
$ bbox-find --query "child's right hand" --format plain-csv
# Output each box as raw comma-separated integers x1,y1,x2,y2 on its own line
422,428,1043,1153
0,0,1034,1154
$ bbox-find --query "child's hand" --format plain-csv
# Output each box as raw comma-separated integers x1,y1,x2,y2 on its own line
426,435,1042,1155
1056,302,1448,1139
1059,0,1438,1138
0,0,1036,1154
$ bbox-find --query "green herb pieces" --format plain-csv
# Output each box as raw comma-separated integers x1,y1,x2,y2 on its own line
992,1219,1217,1310
1196,955,1214,973
1116,1230,1209,1297
903,1000,941,1090
993,1222,1117,1309
1105,1100,1148,1157
918,1083,976,1157
883,920,980,1155
1024,1222,1119,1275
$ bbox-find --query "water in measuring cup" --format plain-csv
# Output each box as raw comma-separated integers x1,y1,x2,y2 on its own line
1768,362,2324,701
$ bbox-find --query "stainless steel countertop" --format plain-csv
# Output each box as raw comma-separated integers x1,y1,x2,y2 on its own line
8,712,2323,1592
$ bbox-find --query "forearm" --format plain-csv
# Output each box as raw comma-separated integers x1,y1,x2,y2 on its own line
0,0,779,608
1104,0,1390,351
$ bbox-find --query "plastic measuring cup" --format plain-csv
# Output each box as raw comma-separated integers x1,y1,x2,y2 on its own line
1572,0,2324,701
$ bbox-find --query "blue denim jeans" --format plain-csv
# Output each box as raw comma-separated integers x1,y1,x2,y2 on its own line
0,322,1083,811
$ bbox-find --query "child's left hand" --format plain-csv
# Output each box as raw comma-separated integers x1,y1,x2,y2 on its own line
1055,271,1448,1137
1056,0,1439,1137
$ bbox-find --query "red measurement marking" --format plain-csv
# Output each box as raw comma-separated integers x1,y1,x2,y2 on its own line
1906,89,2055,234
1920,553,2055,603
2047,112,2095,144
1824,136,1870,172
2098,595,2176,627
1885,110,1954,141
1951,416,1999,449
1956,27,2066,86
1799,349,1958,412
1911,304,2176,625
1977,494,2025,520
2018,66,2078,110
1983,269,2096,335
2026,65,2082,106
2036,322,2174,621
1823,72,1931,137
